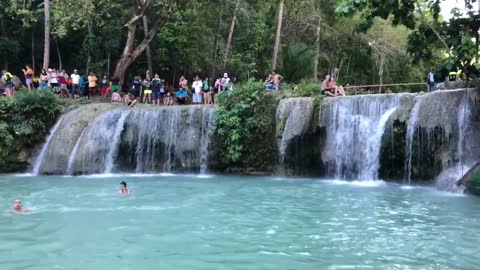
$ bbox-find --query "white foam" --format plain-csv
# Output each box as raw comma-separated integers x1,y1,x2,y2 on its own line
325,180,385,187
12,173,34,177
258,251,290,256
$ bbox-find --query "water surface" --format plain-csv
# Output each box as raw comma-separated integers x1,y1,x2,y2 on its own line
0,175,479,270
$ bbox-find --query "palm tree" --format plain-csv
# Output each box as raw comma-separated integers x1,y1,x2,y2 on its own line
42,0,50,70
272,0,284,71
280,43,315,82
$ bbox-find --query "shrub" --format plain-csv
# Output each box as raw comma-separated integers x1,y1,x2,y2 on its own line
214,80,278,169
0,90,62,165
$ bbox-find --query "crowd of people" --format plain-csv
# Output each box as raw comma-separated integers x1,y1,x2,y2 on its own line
2,64,354,104
1,66,242,106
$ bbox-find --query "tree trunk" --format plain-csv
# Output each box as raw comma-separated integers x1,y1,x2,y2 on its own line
0,14,8,70
32,31,35,70
55,38,62,70
107,51,111,78
43,0,50,70
114,21,160,87
378,54,384,93
86,22,92,74
272,0,284,71
143,15,153,77
224,4,239,68
211,8,224,80
314,25,320,80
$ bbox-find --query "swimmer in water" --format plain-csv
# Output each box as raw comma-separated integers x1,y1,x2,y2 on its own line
10,199,31,213
119,181,131,195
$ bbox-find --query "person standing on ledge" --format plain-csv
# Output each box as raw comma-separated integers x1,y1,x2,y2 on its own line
1,70,15,97
427,70,435,92
22,65,34,92
119,181,131,195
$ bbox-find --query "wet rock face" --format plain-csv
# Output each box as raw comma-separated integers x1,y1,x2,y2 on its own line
319,93,416,180
275,98,325,176
380,89,480,183
34,104,215,175
35,104,118,175
458,163,480,195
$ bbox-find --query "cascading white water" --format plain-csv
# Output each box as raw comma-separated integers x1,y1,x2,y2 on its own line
74,110,125,174
104,111,129,174
32,113,69,175
405,97,423,185
48,106,216,175
321,94,402,180
457,90,472,176
436,90,474,192
367,108,398,180
66,130,86,175
163,109,181,172
200,107,215,174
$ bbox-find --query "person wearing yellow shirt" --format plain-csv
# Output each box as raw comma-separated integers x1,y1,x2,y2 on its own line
88,72,98,96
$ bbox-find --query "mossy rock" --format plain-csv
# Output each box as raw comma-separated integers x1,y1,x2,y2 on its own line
458,163,480,196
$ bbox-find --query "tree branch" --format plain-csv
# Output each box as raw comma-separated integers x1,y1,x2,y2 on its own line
415,1,451,57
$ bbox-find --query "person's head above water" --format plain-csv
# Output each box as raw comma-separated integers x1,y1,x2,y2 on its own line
119,181,130,194
13,199,22,211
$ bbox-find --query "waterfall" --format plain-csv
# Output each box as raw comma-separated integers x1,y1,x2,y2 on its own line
405,97,423,185
164,109,181,172
200,107,215,174
321,94,402,180
436,90,474,191
32,112,69,175
78,110,126,174
457,90,472,176
104,111,129,174
66,130,86,175
368,108,397,180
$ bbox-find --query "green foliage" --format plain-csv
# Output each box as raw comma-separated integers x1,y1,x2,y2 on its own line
280,43,316,82
337,0,480,78
0,90,62,165
214,80,277,168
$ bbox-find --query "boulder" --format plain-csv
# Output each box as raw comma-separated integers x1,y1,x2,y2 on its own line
458,163,480,195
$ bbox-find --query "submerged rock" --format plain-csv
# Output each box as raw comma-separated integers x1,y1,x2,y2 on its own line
458,163,480,195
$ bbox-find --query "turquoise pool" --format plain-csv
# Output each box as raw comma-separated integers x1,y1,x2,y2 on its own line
0,175,478,269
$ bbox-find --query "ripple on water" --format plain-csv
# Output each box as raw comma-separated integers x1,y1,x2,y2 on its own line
0,174,478,270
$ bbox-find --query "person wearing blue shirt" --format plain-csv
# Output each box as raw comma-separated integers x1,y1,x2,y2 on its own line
176,87,188,105
80,75,88,99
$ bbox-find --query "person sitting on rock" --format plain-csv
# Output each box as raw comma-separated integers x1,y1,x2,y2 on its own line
321,74,336,97
124,93,137,107
176,87,188,105
164,91,174,106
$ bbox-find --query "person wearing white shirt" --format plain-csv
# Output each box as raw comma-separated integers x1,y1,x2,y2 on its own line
71,69,81,97
192,75,203,104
